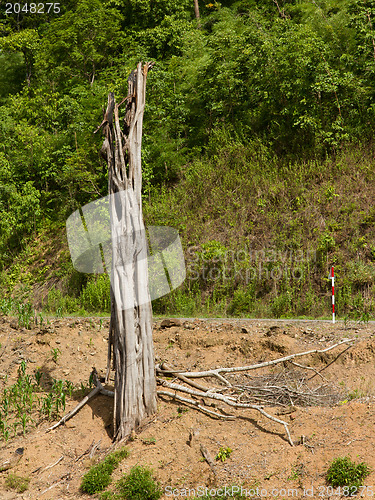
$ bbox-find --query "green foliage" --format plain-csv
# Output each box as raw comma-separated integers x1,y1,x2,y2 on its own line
80,274,111,312
35,0,124,89
81,448,129,495
50,348,61,363
215,447,233,462
326,456,371,489
2,0,375,322
227,287,255,315
5,473,30,493
0,359,76,440
270,292,292,318
116,465,162,500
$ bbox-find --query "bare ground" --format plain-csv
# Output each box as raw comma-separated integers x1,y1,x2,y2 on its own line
0,316,375,499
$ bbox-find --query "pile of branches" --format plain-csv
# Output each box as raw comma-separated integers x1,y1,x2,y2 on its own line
48,339,354,448
156,339,354,447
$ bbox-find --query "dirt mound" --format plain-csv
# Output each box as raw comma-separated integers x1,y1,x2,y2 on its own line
0,317,374,498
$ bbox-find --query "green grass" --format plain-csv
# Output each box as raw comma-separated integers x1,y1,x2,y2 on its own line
3,144,375,322
326,456,371,489
5,473,30,493
116,466,162,500
80,448,130,495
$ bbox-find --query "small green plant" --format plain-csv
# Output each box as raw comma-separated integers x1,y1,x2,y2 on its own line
100,492,121,500
141,437,156,445
5,473,30,493
81,448,129,495
50,347,61,363
326,456,371,489
34,369,42,386
215,447,233,462
38,312,45,326
347,388,365,400
80,381,88,395
116,465,162,500
40,393,53,420
16,302,34,329
288,463,304,482
177,406,188,415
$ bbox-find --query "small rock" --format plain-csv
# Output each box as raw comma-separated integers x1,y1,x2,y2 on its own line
160,319,182,328
0,448,24,472
241,327,250,334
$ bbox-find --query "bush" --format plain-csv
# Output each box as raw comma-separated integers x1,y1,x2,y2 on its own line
81,448,129,495
270,292,292,318
326,456,371,489
117,465,162,500
80,274,111,312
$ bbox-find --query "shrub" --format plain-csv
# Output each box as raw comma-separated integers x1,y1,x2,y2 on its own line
326,456,371,489
117,465,162,500
81,448,129,495
80,274,111,312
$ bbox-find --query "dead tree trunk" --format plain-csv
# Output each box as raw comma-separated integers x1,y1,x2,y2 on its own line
193,0,200,20
99,62,157,442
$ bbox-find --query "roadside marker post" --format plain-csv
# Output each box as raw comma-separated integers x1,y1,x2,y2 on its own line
329,266,335,324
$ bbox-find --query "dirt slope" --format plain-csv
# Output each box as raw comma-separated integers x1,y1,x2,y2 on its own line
0,317,374,499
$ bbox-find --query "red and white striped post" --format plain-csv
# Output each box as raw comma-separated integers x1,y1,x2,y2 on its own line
329,266,335,324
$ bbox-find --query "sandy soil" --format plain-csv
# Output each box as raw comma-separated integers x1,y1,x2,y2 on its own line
0,316,374,499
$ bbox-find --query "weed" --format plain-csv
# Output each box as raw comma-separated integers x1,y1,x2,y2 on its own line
141,437,156,445
64,380,74,397
100,493,121,500
215,447,233,462
326,456,371,489
288,463,304,483
80,381,88,395
5,473,30,493
81,448,129,495
116,465,162,500
16,302,34,329
347,388,365,400
177,406,189,415
50,347,61,363
34,370,42,386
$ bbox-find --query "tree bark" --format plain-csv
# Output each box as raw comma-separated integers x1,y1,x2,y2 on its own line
193,0,201,27
100,62,157,442
193,0,200,18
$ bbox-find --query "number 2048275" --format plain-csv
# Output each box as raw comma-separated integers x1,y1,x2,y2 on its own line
5,3,60,14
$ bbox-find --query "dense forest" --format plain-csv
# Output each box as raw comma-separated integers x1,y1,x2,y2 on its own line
1,0,375,320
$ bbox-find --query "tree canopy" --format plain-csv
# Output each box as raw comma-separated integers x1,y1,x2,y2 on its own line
1,0,375,269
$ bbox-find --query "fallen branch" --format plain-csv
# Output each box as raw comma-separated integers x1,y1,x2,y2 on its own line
289,361,329,382
157,390,235,420
40,473,70,496
156,339,353,380
46,385,101,432
75,440,95,462
200,444,217,476
39,455,64,474
46,368,113,433
89,439,102,459
157,379,293,445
